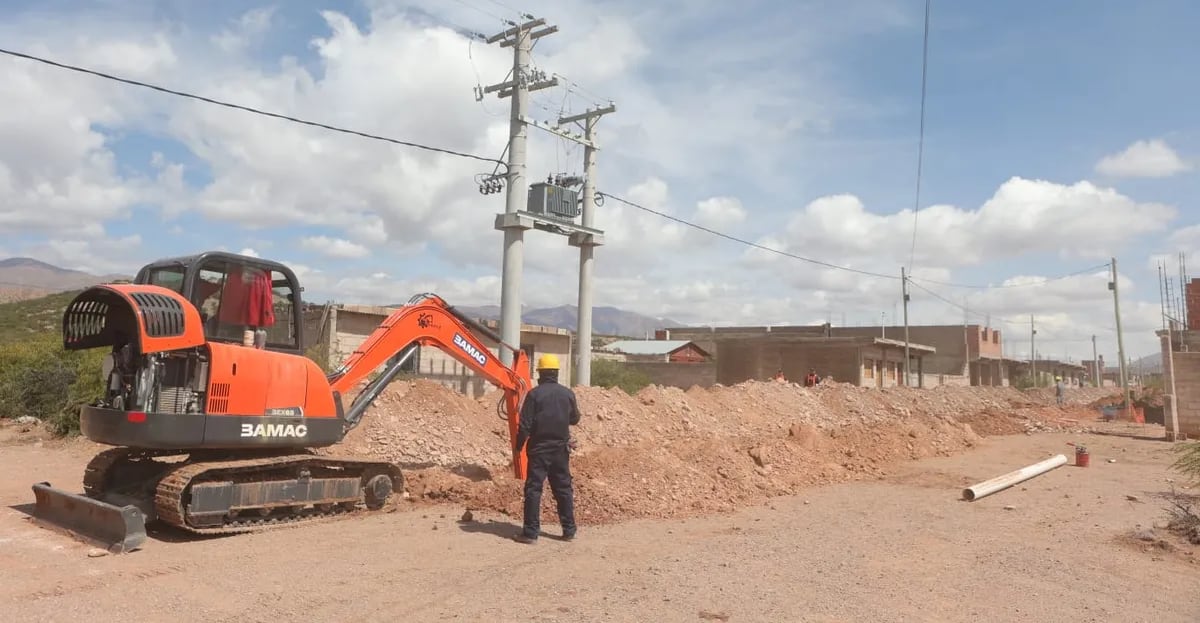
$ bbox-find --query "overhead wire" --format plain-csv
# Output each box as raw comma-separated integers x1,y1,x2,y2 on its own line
598,191,904,280
2,38,1119,307
906,278,1116,345
907,0,931,274
0,47,509,173
909,263,1110,289
449,0,509,24
599,191,1116,290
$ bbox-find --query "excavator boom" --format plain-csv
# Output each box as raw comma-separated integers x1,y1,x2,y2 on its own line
326,293,533,478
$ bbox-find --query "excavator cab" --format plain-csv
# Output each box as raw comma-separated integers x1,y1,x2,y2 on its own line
134,251,305,353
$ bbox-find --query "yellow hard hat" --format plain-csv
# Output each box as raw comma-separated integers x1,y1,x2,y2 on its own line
536,353,560,370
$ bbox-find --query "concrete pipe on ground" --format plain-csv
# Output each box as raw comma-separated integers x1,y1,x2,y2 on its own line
961,454,1068,501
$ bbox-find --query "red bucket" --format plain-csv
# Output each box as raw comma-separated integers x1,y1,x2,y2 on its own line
1075,446,1090,467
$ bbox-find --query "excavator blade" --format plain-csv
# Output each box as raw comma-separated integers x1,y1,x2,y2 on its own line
30,482,147,554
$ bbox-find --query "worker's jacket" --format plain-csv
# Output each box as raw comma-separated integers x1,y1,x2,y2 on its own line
516,377,581,453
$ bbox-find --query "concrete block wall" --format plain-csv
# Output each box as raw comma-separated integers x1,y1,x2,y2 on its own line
1172,352,1200,437
623,362,717,389
833,326,969,377
860,345,908,388
714,341,860,386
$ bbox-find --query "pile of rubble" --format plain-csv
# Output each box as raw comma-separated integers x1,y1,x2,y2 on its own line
331,379,1116,524
333,380,512,468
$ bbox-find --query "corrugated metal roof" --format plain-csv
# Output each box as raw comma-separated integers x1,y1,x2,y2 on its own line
601,340,693,355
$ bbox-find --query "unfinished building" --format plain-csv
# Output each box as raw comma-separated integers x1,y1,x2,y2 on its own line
1147,277,1200,438
826,324,1006,386
655,327,935,387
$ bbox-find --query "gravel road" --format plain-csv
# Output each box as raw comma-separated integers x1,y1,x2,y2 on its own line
0,424,1196,622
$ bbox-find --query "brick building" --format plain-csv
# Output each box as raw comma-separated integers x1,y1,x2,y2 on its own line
653,326,935,387
828,324,1007,386
1187,278,1200,330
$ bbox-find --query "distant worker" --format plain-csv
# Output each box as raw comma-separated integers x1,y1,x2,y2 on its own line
1055,376,1065,406
773,369,786,382
513,354,581,544
805,369,820,387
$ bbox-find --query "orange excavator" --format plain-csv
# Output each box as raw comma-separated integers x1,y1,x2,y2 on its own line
30,250,533,553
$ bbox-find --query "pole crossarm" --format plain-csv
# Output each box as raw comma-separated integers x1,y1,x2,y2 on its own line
558,104,617,127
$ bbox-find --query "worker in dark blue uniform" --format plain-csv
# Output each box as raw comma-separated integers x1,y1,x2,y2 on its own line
513,354,581,543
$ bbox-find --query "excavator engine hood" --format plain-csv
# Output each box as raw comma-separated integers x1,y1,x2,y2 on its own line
62,284,206,354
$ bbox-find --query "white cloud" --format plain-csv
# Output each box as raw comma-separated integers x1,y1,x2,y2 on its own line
694,197,747,230
212,7,277,54
771,177,1174,269
24,235,143,275
300,235,370,259
1168,225,1200,253
1095,139,1192,178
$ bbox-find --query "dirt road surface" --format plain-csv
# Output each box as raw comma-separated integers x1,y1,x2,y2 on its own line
1,425,1197,622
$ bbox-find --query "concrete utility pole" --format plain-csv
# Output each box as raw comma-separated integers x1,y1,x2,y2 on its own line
1030,315,1037,387
562,104,616,386
1091,334,1099,387
901,267,911,387
484,18,559,366
1159,261,1168,331
1110,257,1131,419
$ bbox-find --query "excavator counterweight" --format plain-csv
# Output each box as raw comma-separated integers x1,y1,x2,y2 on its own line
28,250,534,553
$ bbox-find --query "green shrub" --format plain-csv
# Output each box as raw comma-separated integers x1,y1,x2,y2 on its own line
1173,442,1200,484
0,333,106,435
589,358,653,395
304,342,331,373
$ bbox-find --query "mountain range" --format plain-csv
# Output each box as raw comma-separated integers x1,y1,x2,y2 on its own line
0,258,127,303
452,304,688,338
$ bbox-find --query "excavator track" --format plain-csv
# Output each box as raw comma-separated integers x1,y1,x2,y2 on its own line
154,454,403,535
83,447,185,498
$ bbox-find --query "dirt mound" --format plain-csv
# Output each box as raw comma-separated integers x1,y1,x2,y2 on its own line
333,378,1108,525
326,380,509,468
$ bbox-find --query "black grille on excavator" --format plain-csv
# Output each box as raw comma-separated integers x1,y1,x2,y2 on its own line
129,292,186,338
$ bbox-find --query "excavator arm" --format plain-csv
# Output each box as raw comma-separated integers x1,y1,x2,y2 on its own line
326,293,533,478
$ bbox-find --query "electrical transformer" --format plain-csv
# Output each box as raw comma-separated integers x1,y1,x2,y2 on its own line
527,182,581,219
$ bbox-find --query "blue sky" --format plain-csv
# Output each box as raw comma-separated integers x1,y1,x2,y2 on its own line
0,0,1196,362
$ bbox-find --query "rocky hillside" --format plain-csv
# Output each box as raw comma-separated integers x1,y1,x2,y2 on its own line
0,258,125,303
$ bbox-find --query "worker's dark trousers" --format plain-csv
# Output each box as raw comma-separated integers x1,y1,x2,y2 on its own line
522,446,575,538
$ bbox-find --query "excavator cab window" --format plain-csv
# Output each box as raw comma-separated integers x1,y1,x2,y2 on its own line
191,258,296,351
144,265,185,294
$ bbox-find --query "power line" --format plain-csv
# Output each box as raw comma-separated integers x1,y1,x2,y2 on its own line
0,47,508,173
907,0,932,274
598,191,903,281
599,191,1117,290
449,0,510,24
909,263,1110,290
907,279,1119,341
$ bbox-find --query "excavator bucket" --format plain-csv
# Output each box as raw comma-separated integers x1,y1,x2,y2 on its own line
30,482,147,554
